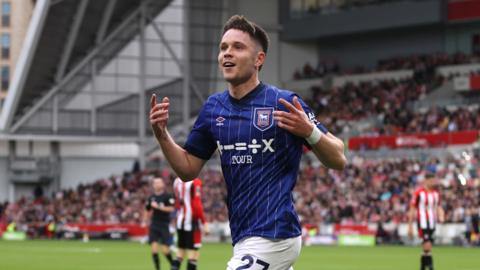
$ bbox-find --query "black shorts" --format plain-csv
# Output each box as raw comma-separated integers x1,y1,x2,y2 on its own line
418,228,435,243
149,224,172,245
177,229,202,250
472,215,479,234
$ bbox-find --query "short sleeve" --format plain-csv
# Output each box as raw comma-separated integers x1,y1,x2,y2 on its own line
184,101,217,160
165,194,175,207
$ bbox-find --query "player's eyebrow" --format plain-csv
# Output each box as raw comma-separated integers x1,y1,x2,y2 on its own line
219,40,247,49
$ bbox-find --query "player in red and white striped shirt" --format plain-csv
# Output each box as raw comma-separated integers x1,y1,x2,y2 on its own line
408,172,444,270
171,177,209,270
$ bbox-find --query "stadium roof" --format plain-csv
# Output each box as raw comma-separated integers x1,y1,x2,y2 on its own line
0,0,171,132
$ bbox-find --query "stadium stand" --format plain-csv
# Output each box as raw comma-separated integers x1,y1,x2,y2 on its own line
294,52,480,79
299,53,480,138
366,105,480,135
1,152,478,243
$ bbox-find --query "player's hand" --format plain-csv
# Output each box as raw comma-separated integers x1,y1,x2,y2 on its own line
438,208,445,224
203,223,210,235
151,201,159,209
407,225,414,240
273,96,314,138
150,94,170,137
438,214,444,224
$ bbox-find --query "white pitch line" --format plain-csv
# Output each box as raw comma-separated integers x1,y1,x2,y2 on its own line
0,246,102,253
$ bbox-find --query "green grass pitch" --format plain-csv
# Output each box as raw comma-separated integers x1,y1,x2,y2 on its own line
0,240,478,270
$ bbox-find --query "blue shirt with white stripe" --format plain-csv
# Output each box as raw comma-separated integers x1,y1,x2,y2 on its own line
184,82,328,245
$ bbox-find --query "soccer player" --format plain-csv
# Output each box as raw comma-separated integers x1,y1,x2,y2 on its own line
171,177,209,270
144,177,176,270
150,15,346,269
408,172,444,270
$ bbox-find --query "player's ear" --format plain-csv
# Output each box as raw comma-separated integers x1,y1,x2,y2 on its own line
255,50,265,70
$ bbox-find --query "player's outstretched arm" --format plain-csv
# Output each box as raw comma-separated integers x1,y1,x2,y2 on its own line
273,96,346,170
437,206,445,224
309,132,346,170
150,94,206,181
407,206,415,239
142,209,151,227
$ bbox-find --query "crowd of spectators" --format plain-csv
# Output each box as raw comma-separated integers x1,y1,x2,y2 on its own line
0,168,228,237
370,106,480,135
293,52,480,80
302,53,480,135
0,171,152,237
309,75,445,134
295,154,480,226
1,152,478,238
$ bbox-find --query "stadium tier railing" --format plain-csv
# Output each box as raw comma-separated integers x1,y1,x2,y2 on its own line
437,63,480,78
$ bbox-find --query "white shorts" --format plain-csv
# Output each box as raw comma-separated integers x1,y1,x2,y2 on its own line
226,236,302,270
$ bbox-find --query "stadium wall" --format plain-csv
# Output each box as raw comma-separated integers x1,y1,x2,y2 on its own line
0,141,9,201
280,0,443,41
316,26,445,69
60,158,135,189
59,142,139,189
0,158,8,202
446,22,480,54
280,42,318,86
0,140,139,201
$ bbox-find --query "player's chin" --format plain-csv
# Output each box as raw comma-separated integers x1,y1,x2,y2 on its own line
223,73,237,83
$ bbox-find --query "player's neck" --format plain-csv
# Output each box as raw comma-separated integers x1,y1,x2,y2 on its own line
228,75,260,100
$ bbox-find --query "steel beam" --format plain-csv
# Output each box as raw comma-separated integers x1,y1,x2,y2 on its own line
138,0,147,169
10,8,142,133
96,0,116,45
182,0,190,135
55,0,89,82
149,18,205,103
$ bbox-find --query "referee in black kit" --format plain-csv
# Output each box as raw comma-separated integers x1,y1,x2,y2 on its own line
144,177,175,270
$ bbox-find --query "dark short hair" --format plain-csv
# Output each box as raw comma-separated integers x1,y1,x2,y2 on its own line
222,15,269,69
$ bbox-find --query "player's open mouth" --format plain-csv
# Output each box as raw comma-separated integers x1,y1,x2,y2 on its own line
223,62,235,67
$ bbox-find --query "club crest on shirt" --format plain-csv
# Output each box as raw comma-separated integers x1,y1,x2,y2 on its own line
253,107,274,131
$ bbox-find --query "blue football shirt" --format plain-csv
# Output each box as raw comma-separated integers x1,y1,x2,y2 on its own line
184,82,328,245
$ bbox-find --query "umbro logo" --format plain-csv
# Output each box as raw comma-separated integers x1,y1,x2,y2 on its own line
216,116,225,126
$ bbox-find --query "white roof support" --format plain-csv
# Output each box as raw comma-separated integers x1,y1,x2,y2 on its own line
0,0,51,131
95,0,116,45
9,8,142,133
55,0,89,82
149,17,205,103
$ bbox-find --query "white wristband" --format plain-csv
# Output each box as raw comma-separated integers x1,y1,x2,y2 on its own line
306,126,322,145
